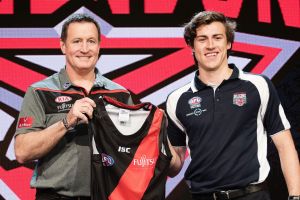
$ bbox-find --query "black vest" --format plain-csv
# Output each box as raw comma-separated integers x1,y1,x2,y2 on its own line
90,96,172,200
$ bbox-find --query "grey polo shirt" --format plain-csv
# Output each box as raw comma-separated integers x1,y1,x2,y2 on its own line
15,68,132,197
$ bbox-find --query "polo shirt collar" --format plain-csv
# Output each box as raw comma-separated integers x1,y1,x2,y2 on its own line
59,67,107,90
59,68,72,90
191,63,240,93
94,68,108,88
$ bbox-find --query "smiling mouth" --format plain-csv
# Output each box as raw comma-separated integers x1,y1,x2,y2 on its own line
205,52,218,57
77,56,91,60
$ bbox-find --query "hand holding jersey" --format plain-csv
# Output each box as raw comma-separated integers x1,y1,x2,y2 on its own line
65,97,96,128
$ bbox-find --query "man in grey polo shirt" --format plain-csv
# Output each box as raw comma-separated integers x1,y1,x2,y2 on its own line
14,14,132,200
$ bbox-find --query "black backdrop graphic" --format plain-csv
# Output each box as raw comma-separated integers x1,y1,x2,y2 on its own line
0,1,299,199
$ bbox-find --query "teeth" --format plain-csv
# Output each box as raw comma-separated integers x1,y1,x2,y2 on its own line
205,53,217,57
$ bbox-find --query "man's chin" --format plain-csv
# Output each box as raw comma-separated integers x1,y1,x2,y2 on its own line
200,64,219,71
76,64,95,69
72,65,95,72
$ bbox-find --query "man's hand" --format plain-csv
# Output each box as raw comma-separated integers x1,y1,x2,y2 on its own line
66,97,96,127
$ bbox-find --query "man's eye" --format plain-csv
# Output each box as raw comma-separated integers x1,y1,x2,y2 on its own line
197,38,206,42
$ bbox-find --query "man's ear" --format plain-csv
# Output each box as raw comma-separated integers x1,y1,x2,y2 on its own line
227,42,232,50
60,40,66,54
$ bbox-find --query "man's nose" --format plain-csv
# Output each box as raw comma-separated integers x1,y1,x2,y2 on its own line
81,42,89,52
206,39,215,49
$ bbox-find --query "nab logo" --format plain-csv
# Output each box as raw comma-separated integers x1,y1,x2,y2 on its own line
118,146,131,153
17,116,33,128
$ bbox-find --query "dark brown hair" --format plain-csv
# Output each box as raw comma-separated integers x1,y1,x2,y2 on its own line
60,13,101,42
184,11,236,48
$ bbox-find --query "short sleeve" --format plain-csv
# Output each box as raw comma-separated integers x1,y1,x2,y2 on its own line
263,77,290,135
166,95,187,147
15,87,46,135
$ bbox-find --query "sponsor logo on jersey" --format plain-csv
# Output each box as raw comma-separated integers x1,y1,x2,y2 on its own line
55,96,72,103
133,155,155,168
18,117,34,128
233,92,247,106
188,96,202,109
57,103,73,112
101,153,115,166
186,108,207,117
193,108,207,116
118,146,131,153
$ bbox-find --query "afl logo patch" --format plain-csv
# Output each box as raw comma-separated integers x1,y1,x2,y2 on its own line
188,96,202,109
101,153,115,166
55,96,72,103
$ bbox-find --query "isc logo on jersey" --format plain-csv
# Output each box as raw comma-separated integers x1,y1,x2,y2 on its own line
118,146,131,153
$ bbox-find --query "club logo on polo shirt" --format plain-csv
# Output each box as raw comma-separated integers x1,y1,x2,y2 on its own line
188,96,202,109
233,92,247,107
63,82,71,89
186,96,207,117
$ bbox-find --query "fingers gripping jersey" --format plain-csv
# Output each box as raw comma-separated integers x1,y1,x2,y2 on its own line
89,96,172,200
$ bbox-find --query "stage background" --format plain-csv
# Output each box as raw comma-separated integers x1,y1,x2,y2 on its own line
0,0,299,199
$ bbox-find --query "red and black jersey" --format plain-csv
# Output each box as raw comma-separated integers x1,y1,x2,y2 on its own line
90,96,172,200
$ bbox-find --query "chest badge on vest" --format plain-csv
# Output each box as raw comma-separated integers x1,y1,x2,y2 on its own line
101,153,115,166
233,92,247,106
